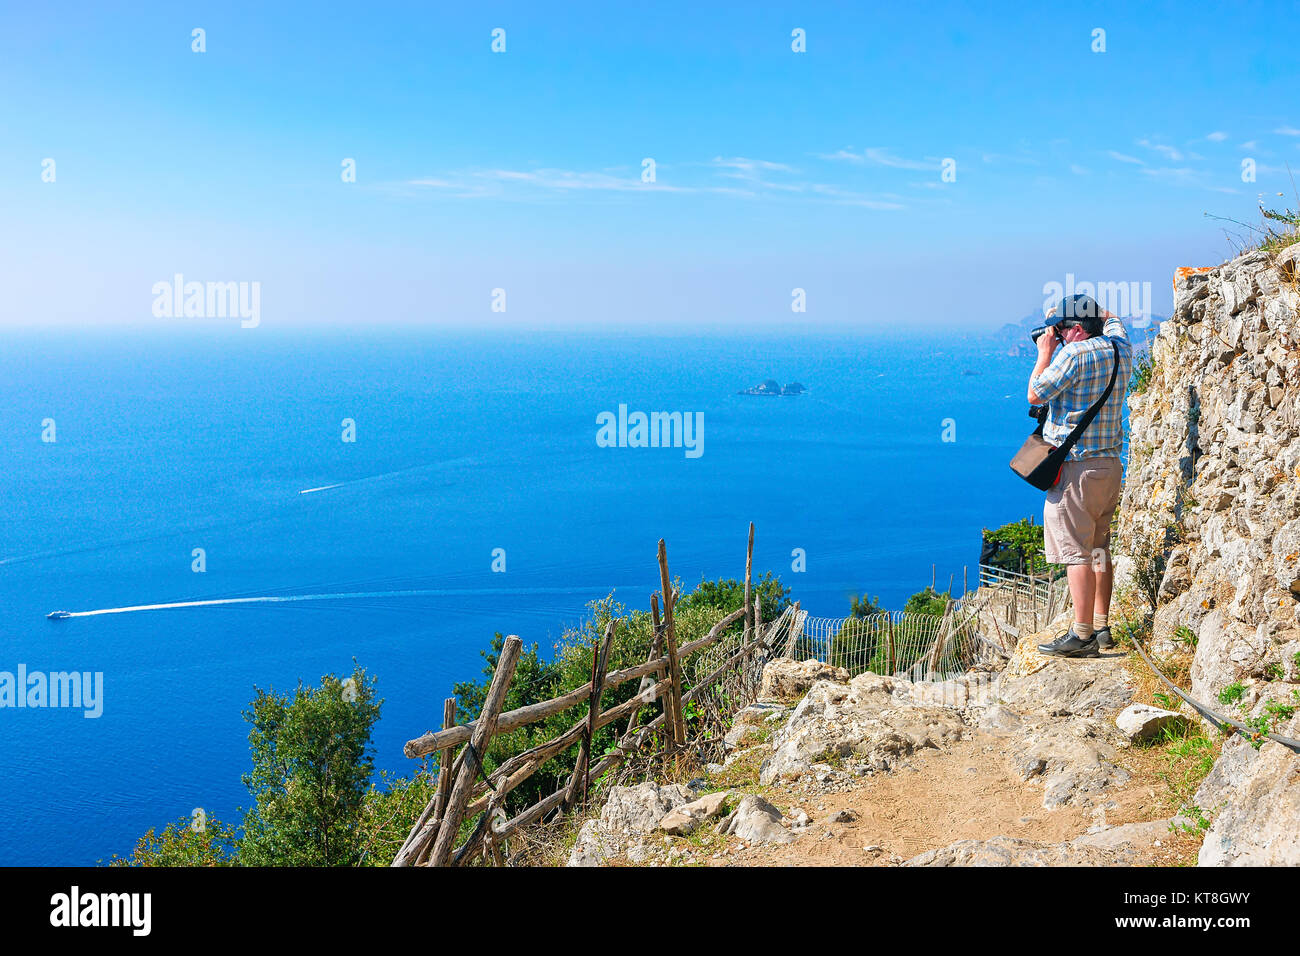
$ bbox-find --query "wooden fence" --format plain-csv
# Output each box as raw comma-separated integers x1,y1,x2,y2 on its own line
393,524,778,867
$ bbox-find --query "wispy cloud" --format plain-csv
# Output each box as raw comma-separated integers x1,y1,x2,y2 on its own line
980,151,1039,166
1141,166,1237,193
1206,131,1228,142
819,147,937,171
396,156,910,210
710,156,796,176
1275,126,1300,136
1138,139,1184,161
1107,150,1145,165
707,156,804,191
476,168,687,192
809,184,906,209
402,166,694,197
1069,164,1090,176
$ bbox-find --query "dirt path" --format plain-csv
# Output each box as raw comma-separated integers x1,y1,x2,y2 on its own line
721,728,1193,866
695,642,1205,867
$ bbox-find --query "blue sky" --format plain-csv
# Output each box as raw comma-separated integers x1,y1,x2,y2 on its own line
1,0,1296,331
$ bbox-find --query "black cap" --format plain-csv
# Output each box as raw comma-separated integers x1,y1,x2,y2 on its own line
1050,294,1104,333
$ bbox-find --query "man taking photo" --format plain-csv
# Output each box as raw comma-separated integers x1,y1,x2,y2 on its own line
1027,293,1133,658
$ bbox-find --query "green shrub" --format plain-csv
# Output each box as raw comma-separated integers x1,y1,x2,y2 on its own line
981,518,1055,577
107,815,238,867
239,665,382,866
1217,682,1246,707
1130,352,1153,395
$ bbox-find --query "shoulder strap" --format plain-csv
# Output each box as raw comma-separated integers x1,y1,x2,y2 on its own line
1053,341,1119,457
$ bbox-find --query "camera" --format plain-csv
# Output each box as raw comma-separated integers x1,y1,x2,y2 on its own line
1029,325,1058,343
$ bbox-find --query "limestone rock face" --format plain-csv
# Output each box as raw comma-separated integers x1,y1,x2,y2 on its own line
758,658,850,701
1117,247,1300,865
1196,726,1300,866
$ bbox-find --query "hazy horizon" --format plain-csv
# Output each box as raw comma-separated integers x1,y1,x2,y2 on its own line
3,1,1295,332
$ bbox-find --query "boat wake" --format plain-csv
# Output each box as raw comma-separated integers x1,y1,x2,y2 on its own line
53,585,634,619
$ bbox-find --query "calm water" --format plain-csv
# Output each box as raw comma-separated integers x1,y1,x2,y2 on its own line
0,328,1044,864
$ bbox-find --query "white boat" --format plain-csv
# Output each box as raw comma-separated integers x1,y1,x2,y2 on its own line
46,610,72,620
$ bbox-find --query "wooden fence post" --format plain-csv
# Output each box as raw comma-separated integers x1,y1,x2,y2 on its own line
657,539,687,746
427,635,522,867
929,598,953,675
744,522,754,641
433,697,457,821
565,621,615,809
392,696,459,867
625,595,666,741
886,614,896,676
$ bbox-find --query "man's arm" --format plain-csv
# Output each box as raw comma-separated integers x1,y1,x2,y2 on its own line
1100,307,1129,342
1027,330,1060,404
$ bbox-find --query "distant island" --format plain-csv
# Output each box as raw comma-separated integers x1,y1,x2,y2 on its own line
739,379,805,396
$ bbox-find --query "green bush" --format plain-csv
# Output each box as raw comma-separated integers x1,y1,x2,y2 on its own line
1131,352,1154,395
239,665,382,866
107,814,238,867
981,518,1055,577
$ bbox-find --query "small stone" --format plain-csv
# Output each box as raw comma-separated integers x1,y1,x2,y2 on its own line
1116,703,1188,742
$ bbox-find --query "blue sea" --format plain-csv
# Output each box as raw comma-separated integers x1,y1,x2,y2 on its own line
0,328,1045,865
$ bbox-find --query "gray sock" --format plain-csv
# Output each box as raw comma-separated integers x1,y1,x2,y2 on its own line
1072,621,1094,640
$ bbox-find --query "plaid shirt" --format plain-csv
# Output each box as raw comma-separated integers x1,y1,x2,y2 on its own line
1030,316,1132,460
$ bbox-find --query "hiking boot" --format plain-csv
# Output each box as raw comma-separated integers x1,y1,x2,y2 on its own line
1037,630,1100,658
1094,626,1114,650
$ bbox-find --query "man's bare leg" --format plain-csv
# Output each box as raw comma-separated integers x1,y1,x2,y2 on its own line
1093,561,1113,625
1039,561,1102,655
1067,563,1096,635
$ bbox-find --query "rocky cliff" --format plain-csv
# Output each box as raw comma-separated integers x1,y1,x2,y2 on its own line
1117,244,1300,865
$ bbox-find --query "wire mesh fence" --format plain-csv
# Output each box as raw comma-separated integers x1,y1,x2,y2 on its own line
782,610,982,681
688,605,798,740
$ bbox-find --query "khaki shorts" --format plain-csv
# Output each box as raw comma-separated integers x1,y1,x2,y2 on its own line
1043,457,1122,565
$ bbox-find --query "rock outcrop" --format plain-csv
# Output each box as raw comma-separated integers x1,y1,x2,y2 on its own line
567,781,695,866
754,642,1134,810
758,659,850,700
717,795,797,845
570,632,1149,866
759,672,969,784
1116,703,1187,742
905,820,1172,867
1117,246,1300,865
